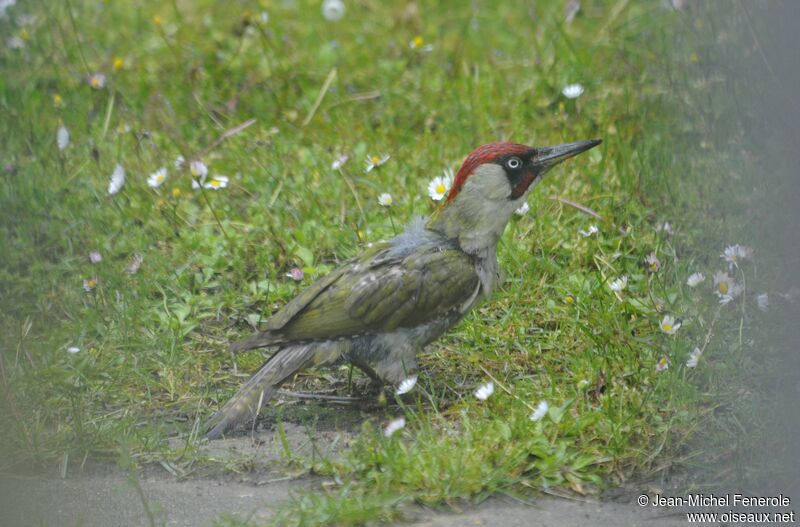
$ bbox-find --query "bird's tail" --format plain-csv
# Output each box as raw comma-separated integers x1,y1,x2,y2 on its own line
229,330,280,353
204,344,316,439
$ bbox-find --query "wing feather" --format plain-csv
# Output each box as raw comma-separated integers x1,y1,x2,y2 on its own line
274,244,478,341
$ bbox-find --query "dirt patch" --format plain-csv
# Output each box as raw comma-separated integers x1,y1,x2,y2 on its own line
0,398,683,526
181,398,368,480
0,465,685,527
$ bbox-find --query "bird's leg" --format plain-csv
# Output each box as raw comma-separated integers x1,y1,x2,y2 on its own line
347,364,354,392
350,360,385,389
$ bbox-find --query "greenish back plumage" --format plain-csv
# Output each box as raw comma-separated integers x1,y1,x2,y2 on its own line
279,244,479,340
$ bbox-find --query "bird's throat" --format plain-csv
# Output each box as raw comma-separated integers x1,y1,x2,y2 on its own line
510,173,536,200
426,203,504,257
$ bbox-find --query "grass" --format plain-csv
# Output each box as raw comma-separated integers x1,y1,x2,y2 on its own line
0,0,784,525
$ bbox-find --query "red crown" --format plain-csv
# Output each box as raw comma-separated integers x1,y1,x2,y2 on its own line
446,142,531,202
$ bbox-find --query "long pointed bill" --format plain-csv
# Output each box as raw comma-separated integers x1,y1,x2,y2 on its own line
533,139,602,173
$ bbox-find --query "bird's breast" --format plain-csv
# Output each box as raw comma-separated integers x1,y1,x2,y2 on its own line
474,252,500,298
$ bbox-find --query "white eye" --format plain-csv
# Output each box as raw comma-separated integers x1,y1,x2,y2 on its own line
506,157,522,169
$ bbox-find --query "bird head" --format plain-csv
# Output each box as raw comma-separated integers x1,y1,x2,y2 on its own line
429,139,601,254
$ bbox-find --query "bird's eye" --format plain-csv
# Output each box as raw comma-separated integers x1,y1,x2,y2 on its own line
506,157,522,170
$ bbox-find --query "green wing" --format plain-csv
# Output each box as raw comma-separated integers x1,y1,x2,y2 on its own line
267,243,479,342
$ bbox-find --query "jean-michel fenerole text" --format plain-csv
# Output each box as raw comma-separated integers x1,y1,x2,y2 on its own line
652,493,791,508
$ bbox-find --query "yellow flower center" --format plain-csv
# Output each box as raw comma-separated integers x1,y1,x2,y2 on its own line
156,175,165,183
113,57,124,71
153,15,163,26
20,29,30,41
719,282,729,294
172,188,182,198
211,179,221,187
436,184,446,194
371,155,381,164
564,295,574,305
663,323,673,332
412,36,424,48
87,279,97,288
649,262,658,271
53,94,63,108
90,77,101,88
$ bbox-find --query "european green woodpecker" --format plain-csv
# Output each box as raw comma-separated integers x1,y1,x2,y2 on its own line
205,139,601,439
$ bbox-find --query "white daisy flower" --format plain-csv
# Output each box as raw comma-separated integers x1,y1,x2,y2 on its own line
721,245,739,268
718,294,736,305
125,253,143,275
428,169,453,201
7,36,24,49
408,36,434,52
174,155,186,168
57,124,70,151
686,347,702,369
659,314,681,335
286,268,304,281
321,0,345,21
383,417,405,437
514,202,529,216
736,245,754,260
190,160,208,188
713,271,742,304
578,224,598,237
147,167,168,188
88,251,102,264
645,252,661,273
713,270,733,294
88,72,106,90
474,381,494,401
756,293,769,312
331,154,349,170
108,164,125,195
377,193,393,207
82,277,98,292
721,244,753,268
609,276,628,292
562,83,584,99
395,375,417,395
658,221,672,236
204,175,229,190
655,356,670,372
686,272,705,287
190,160,208,178
529,400,549,422
67,346,80,354
365,154,390,173
779,286,800,303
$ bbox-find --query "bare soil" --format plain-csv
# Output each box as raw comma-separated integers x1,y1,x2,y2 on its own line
0,410,685,527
